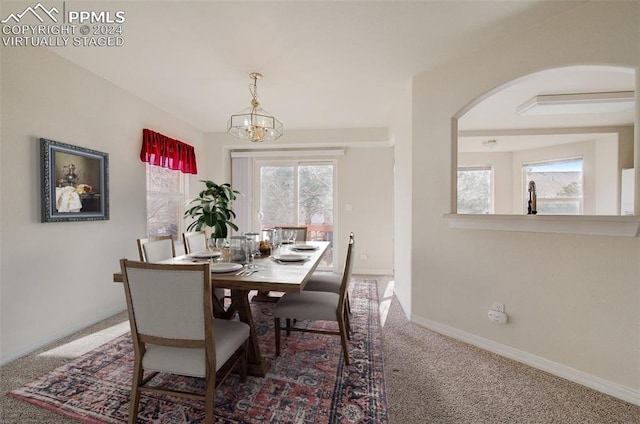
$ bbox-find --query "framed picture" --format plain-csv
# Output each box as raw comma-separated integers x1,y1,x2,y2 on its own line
41,138,109,222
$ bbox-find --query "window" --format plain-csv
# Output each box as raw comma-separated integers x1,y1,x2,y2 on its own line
457,165,493,214
522,157,583,215
146,164,188,239
255,160,335,267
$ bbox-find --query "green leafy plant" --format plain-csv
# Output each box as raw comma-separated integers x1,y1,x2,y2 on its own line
184,180,240,238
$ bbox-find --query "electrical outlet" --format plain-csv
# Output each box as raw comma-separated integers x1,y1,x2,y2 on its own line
488,310,508,324
492,302,505,313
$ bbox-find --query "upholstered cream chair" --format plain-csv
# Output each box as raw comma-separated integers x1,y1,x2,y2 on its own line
273,233,355,365
119,259,250,424
136,235,175,263
182,231,207,254
181,231,232,318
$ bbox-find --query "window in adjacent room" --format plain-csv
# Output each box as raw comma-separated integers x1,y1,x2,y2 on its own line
146,164,188,239
522,157,583,215
457,165,493,214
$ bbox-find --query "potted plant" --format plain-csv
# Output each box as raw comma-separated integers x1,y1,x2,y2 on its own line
184,180,240,239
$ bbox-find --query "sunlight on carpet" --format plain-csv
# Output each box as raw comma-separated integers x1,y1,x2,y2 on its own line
38,321,130,359
379,279,395,326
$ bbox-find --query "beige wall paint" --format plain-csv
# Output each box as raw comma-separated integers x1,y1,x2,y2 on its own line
409,0,639,399
0,47,206,363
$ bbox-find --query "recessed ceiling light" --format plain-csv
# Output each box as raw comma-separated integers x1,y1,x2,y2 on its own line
516,91,635,115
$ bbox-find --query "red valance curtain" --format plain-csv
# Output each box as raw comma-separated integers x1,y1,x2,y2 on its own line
140,129,198,174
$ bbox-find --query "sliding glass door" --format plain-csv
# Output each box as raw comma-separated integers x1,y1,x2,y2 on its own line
255,160,336,268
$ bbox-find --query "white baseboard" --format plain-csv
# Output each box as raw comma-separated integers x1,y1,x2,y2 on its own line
353,268,394,276
411,315,640,406
0,306,127,367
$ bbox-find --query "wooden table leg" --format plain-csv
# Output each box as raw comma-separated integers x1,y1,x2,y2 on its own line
251,290,281,302
231,289,271,377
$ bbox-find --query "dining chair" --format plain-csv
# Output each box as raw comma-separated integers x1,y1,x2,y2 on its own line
276,226,308,243
304,232,354,315
136,235,176,263
273,233,355,365
181,231,233,318
119,259,250,424
252,226,309,302
182,230,207,254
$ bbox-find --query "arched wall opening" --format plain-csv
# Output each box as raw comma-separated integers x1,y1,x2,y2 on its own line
453,65,636,217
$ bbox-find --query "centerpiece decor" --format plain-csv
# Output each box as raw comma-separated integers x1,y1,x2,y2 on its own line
184,180,240,239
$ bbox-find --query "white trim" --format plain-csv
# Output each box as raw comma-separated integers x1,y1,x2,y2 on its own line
231,148,345,158
224,140,391,152
354,268,394,275
516,91,635,115
444,214,640,237
411,315,640,406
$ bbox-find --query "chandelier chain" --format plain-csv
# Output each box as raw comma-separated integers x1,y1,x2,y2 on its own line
249,78,259,104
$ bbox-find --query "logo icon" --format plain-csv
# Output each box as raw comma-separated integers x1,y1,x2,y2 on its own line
1,2,59,24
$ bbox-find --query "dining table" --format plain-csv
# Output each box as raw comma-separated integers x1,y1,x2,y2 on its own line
113,240,330,377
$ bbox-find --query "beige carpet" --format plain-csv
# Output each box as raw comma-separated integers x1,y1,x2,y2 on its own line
2,276,639,423
380,282,640,423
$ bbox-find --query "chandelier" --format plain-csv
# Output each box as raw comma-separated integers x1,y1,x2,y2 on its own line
227,72,283,142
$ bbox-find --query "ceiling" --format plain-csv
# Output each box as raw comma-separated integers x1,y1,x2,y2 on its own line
458,66,636,152
40,0,596,134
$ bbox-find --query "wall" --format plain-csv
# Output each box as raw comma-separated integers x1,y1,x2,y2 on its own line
205,129,395,275
410,1,639,403
390,81,412,314
0,46,206,364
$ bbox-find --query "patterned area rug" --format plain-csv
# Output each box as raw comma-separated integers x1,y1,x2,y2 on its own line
8,280,387,423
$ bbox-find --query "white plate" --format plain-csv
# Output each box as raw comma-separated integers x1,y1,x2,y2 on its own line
273,254,309,262
291,244,318,251
210,263,243,273
189,251,222,259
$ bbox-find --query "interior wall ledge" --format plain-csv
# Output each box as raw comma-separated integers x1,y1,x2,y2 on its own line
443,214,640,237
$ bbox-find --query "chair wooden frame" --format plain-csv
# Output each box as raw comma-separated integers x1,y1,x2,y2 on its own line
136,235,176,262
304,232,354,315
273,234,355,365
120,259,248,424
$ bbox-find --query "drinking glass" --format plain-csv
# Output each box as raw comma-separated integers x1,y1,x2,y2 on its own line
285,230,295,244
207,237,216,252
214,238,226,262
244,238,256,268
